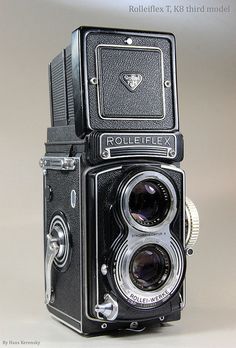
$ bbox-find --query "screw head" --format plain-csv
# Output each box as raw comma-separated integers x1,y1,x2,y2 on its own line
130,321,138,329
164,80,171,88
101,323,107,329
187,248,194,256
159,316,165,322
169,150,175,157
90,77,98,85
125,37,133,45
101,264,108,275
102,150,109,159
39,158,44,167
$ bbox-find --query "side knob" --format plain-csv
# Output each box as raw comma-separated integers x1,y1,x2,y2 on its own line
185,197,200,252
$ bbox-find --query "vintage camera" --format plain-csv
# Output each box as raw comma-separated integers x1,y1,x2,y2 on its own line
40,26,199,335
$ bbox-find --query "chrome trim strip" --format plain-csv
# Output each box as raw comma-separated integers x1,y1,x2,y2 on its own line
161,164,186,249
161,164,186,308
50,313,82,333
48,305,82,325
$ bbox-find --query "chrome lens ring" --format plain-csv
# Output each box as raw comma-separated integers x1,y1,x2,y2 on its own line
129,244,171,291
120,171,177,232
114,238,184,309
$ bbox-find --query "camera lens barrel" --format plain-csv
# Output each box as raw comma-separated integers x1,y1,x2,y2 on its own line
129,244,171,291
120,170,177,232
114,237,184,309
129,179,171,226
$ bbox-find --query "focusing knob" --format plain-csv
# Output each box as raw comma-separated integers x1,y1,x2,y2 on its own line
185,197,200,251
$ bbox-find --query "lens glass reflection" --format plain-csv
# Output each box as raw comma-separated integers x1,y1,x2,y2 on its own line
129,179,171,226
129,245,171,291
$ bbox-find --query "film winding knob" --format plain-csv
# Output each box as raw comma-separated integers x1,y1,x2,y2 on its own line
185,197,200,252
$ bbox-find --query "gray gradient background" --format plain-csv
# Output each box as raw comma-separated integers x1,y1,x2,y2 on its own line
0,0,235,347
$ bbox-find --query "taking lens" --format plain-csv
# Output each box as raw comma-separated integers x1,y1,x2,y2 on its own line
129,179,171,226
129,245,171,291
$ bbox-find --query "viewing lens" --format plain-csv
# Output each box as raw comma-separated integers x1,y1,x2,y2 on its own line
129,245,171,291
129,179,171,226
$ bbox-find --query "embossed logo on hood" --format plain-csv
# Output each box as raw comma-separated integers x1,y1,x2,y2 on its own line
120,73,143,92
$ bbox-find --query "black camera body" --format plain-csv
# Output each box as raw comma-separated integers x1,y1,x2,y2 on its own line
40,27,199,335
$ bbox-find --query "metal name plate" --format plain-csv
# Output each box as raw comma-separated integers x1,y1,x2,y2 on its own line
99,133,177,160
